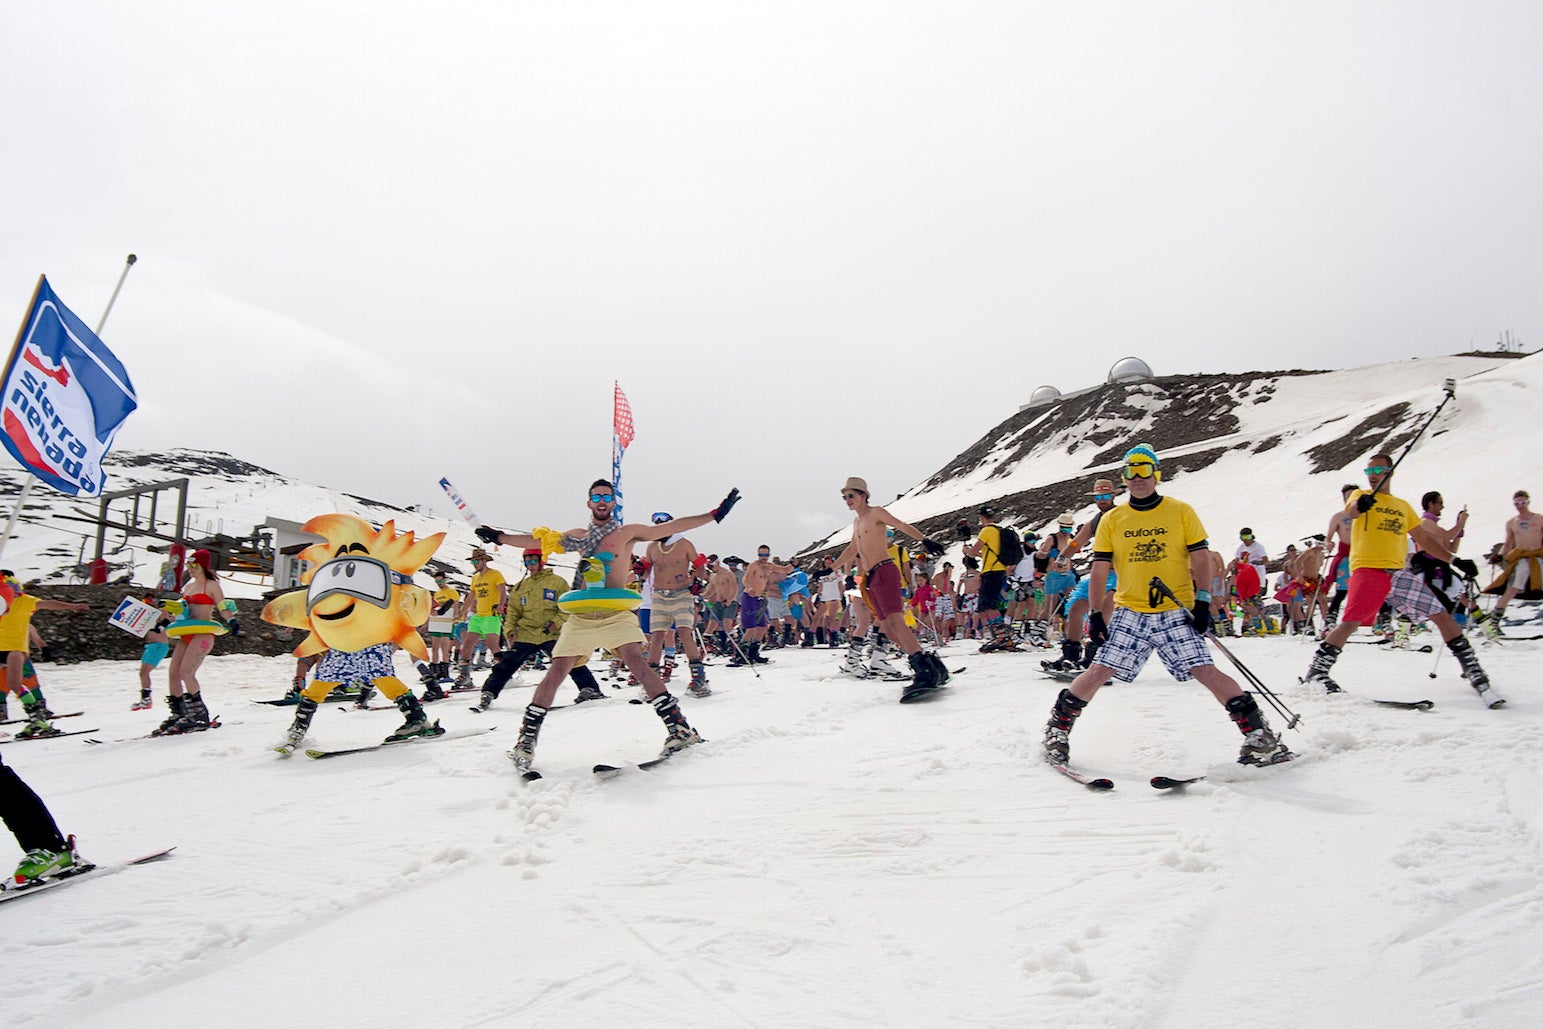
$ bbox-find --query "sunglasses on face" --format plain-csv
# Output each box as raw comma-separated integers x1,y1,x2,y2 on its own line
842,492,860,500
757,552,771,558
1094,493,1114,502
590,493,615,503
1364,466,1392,475
1122,462,1156,480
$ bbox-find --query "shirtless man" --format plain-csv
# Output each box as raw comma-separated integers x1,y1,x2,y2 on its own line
1323,484,1359,627
735,546,793,665
644,514,711,697
931,561,957,641
701,555,739,653
830,477,949,701
1205,549,1230,633
475,480,739,772
1296,536,1330,630
1484,490,1542,637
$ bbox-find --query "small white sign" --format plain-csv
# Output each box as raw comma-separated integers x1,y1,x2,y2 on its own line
109,596,162,638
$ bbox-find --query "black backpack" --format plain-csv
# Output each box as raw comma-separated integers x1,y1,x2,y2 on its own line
993,526,1024,567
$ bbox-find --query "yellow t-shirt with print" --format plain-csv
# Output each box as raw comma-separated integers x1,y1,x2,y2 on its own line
0,594,40,651
1092,497,1208,613
432,587,460,615
1347,490,1418,571
468,569,507,616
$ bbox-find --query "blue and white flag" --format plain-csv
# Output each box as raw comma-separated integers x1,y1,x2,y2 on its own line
2,276,138,497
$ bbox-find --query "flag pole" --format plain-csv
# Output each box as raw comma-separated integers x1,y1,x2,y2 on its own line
0,254,138,559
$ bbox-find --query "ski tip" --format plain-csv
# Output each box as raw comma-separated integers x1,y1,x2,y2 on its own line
520,769,543,781
1151,776,1203,790
592,764,621,775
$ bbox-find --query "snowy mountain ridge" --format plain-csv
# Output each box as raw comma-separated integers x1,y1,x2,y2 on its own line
805,350,1538,565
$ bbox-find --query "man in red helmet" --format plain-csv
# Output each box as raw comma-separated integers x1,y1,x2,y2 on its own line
471,548,605,711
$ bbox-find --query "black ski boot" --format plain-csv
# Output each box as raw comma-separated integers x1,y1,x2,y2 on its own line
1303,642,1343,693
900,651,939,702
173,692,212,733
385,691,440,742
151,695,186,737
276,697,320,755
1448,635,1505,707
1226,694,1293,765
508,703,548,771
651,692,703,755
1043,688,1087,764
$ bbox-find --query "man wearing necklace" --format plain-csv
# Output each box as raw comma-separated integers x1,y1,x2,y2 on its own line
475,480,739,773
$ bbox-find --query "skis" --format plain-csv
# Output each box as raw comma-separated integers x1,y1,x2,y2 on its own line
300,724,496,759
0,846,176,903
4,727,101,742
1151,776,1205,790
0,711,84,726
593,752,680,778
1050,763,1114,790
1302,677,1435,711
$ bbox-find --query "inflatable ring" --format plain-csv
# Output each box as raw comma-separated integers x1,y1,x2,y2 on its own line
557,587,643,613
166,618,229,638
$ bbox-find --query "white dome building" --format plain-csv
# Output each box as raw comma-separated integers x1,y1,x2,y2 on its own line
1107,356,1154,384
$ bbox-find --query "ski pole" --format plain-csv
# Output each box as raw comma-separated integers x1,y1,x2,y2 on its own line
1148,576,1302,730
1428,644,1443,680
1361,378,1458,511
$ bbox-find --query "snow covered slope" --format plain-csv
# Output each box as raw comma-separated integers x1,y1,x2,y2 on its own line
4,636,1541,1027
805,351,1538,564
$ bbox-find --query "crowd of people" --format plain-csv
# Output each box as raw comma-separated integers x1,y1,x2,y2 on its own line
4,450,1537,886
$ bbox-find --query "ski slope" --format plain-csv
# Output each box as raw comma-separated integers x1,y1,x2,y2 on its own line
4,627,1542,1027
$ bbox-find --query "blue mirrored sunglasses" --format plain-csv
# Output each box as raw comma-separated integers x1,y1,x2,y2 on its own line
1094,493,1114,501
589,492,615,503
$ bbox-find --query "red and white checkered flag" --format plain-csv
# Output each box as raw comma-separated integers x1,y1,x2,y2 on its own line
613,382,635,451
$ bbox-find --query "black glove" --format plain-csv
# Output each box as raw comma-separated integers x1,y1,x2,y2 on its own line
713,488,741,523
1453,557,1479,580
226,618,242,636
922,537,946,556
1356,494,1377,513
955,519,972,541
38,644,56,663
1189,600,1212,635
1088,611,1108,645
474,525,503,545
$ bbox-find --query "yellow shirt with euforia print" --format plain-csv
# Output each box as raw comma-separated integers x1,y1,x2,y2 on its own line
1092,497,1208,613
1346,490,1418,572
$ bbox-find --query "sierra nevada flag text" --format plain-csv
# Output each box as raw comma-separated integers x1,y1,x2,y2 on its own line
2,276,138,497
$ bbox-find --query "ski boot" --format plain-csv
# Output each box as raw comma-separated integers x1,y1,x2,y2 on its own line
453,662,474,688
868,646,903,679
421,682,448,703
686,660,711,698
473,690,495,713
274,696,319,756
131,692,154,711
150,694,185,737
661,725,704,755
575,686,606,703
1043,688,1088,765
1303,643,1343,693
900,651,939,702
923,651,950,687
12,845,77,887
170,692,213,733
839,642,872,678
15,702,61,740
384,691,442,743
1227,694,1293,765
354,682,377,709
1449,635,1505,707
508,704,548,771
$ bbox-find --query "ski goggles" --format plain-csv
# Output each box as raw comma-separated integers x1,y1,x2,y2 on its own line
651,512,672,524
307,556,412,612
589,492,615,503
1363,465,1392,475
1121,459,1158,480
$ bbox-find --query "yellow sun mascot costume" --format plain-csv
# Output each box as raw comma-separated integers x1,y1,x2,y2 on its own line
263,514,445,755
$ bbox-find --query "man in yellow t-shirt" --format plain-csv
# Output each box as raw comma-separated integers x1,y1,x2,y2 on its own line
454,549,507,687
0,581,89,739
964,507,1017,652
1042,444,1292,770
1302,453,1502,706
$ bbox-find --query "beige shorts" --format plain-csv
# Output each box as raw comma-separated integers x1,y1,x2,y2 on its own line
651,587,696,630
552,609,646,658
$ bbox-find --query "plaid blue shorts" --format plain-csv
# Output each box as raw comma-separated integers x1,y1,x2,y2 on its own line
1098,607,1213,683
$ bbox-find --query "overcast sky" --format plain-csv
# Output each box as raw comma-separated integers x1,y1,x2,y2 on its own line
4,2,1539,557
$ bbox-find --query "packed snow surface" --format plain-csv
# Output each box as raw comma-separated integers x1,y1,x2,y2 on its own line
4,629,1542,1027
